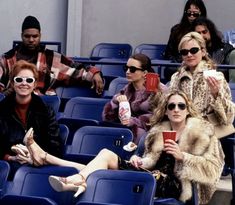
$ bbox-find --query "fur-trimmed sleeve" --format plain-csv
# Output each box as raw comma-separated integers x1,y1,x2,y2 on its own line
140,126,163,169
175,135,224,185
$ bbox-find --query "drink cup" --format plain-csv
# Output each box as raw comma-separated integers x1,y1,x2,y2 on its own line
119,101,131,121
145,73,159,92
162,130,176,144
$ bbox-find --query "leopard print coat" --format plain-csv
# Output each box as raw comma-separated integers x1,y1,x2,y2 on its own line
169,60,234,126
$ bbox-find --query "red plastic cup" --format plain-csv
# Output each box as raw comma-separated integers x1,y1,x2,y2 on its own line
145,73,159,92
162,131,176,144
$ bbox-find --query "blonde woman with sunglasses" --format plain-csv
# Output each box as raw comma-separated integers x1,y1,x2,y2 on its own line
0,60,62,179
169,31,235,139
21,91,224,204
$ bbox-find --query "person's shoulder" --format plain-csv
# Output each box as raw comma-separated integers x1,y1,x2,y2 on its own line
170,24,181,32
3,47,16,59
186,117,214,136
223,43,235,51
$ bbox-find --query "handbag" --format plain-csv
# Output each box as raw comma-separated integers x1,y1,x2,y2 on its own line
207,113,235,139
140,153,182,199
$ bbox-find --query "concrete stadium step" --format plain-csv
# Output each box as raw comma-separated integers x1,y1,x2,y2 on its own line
208,175,232,205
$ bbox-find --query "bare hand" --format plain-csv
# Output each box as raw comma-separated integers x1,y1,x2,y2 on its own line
92,73,104,95
129,155,143,168
206,76,220,98
116,95,128,103
164,140,184,161
120,118,130,125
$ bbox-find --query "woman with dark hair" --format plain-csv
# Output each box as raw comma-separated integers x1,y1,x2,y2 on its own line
164,0,207,63
102,53,166,144
192,17,235,81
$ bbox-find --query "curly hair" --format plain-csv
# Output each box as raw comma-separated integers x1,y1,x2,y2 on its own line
150,90,200,126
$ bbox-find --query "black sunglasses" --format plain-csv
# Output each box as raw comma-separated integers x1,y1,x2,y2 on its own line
179,47,200,56
167,103,187,111
14,76,35,84
123,65,144,73
186,12,200,18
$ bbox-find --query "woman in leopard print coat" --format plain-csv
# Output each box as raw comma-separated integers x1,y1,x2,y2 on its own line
169,32,234,138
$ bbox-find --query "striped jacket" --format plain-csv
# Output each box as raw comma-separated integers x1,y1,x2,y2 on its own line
0,44,100,95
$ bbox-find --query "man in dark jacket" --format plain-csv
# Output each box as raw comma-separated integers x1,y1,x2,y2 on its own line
0,15,104,96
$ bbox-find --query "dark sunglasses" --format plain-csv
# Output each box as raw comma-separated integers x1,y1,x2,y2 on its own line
186,12,200,18
123,65,144,73
167,103,187,111
14,76,35,84
179,47,200,56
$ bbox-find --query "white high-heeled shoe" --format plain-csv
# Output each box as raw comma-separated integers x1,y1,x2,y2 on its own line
49,174,87,197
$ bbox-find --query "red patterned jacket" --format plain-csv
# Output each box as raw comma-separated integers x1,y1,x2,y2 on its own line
0,44,100,95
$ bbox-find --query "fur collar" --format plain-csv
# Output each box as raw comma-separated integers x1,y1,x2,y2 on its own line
145,117,214,156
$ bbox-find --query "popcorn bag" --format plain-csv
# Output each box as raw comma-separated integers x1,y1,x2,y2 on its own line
119,101,131,121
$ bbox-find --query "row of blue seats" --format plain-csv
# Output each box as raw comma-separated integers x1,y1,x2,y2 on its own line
1,160,195,205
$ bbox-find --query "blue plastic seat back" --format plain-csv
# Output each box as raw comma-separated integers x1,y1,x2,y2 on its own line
134,44,167,60
0,93,5,101
40,95,61,114
229,83,235,102
102,77,128,98
76,202,121,205
90,43,132,60
59,124,69,146
95,58,126,78
65,126,133,160
77,170,156,205
58,118,99,145
0,160,10,196
56,86,99,112
56,86,98,99
6,165,78,205
0,195,58,205
63,97,110,121
223,29,235,47
154,198,185,205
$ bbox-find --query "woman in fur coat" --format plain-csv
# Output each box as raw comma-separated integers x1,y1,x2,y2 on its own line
169,31,235,139
21,90,224,204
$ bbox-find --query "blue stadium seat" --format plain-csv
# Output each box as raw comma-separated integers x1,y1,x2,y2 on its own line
134,44,167,60
95,58,126,78
0,160,10,197
5,165,78,205
55,86,99,112
0,195,58,205
90,43,132,60
229,83,235,102
40,95,61,114
102,77,128,98
76,202,120,205
0,93,5,101
61,97,110,121
76,169,156,205
223,29,235,47
59,124,69,146
58,118,99,145
64,126,133,163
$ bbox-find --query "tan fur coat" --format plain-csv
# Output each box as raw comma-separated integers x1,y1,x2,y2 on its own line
139,117,225,204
